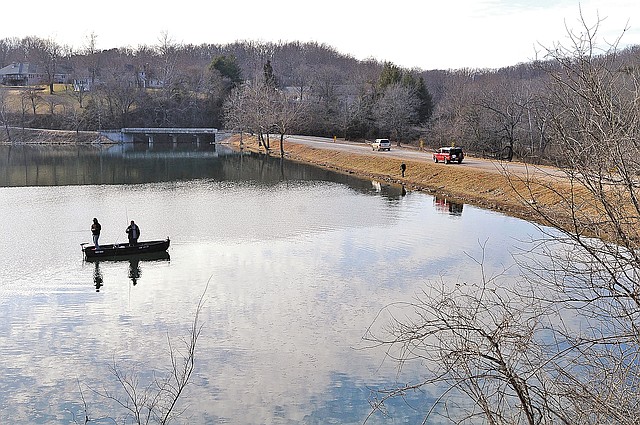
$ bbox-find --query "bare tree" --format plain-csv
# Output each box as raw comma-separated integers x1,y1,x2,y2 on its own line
156,31,178,87
69,32,101,109
367,14,640,425
97,55,142,128
22,87,41,116
84,32,100,86
474,78,538,161
39,38,62,94
271,89,307,156
45,95,65,115
515,14,640,422
0,88,11,141
224,79,273,149
427,70,482,149
525,12,640,257
223,83,249,137
365,248,568,425
79,283,207,425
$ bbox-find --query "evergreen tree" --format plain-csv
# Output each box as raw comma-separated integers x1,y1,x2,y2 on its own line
209,55,243,87
263,59,277,88
414,76,434,123
377,62,402,90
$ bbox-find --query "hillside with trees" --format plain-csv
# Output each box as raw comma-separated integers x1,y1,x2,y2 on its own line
0,35,432,145
0,27,639,165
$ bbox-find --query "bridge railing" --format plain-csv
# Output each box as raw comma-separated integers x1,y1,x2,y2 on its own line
121,128,218,134
100,128,222,143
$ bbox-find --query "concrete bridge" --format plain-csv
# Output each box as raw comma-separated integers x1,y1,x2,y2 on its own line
100,128,222,145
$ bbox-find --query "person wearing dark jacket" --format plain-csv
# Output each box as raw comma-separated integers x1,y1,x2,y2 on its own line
126,220,141,246
91,218,101,249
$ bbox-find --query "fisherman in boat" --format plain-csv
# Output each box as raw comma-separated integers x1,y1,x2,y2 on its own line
91,218,101,249
126,220,140,246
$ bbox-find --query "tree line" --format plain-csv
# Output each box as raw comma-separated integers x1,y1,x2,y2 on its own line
1,30,636,162
0,34,433,147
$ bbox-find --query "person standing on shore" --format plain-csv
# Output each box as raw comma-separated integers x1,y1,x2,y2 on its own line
91,218,101,249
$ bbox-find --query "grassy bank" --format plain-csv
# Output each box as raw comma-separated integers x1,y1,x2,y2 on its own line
0,127,103,144
229,135,597,231
0,127,598,235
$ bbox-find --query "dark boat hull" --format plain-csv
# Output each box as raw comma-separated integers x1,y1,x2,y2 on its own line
84,250,170,262
83,238,170,260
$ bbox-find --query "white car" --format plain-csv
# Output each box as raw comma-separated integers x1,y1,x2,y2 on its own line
372,138,391,151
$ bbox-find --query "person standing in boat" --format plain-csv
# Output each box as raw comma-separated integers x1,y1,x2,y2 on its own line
91,218,101,249
126,220,141,246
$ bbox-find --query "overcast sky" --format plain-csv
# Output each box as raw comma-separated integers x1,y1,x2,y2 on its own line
2,0,638,70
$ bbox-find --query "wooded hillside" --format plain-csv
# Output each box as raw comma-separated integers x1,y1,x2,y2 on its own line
1,28,639,164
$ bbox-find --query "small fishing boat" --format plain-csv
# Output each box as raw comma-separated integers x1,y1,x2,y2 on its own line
82,238,170,260
85,250,171,263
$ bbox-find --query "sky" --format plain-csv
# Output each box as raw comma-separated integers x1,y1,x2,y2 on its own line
2,0,639,70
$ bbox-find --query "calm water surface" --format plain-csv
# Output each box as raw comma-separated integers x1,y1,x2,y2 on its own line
0,142,542,424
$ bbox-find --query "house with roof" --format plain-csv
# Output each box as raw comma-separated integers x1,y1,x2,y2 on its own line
0,63,40,85
71,68,165,92
0,62,69,86
1,61,167,91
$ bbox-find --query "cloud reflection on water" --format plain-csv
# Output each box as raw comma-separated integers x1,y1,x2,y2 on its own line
0,150,541,423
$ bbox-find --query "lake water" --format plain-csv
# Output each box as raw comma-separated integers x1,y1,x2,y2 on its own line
0,142,543,424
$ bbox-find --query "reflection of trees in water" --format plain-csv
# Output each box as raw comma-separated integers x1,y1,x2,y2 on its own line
0,145,407,200
0,144,228,186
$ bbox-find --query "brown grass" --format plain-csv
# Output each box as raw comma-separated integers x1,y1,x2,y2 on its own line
1,84,88,115
0,127,104,144
0,120,610,237
230,134,603,232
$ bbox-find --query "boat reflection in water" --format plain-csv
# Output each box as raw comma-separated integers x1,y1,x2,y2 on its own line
88,251,170,289
434,195,464,216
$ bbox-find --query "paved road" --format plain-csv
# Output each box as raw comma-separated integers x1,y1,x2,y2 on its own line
286,135,564,178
